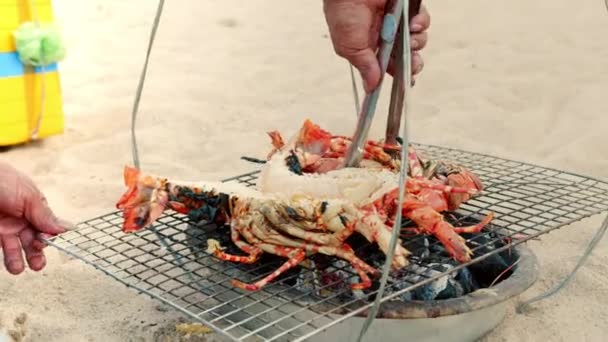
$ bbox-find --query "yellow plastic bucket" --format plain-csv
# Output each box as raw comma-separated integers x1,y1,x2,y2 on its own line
0,0,64,146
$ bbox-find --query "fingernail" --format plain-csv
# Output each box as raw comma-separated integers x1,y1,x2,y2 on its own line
38,233,53,240
56,218,77,232
411,24,422,32
362,77,374,93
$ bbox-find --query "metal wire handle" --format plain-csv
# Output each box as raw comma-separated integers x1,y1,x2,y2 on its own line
130,0,165,169
515,0,608,312
355,1,413,340
349,64,361,116
517,214,608,312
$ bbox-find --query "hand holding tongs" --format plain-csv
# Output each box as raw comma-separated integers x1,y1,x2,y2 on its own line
342,0,422,167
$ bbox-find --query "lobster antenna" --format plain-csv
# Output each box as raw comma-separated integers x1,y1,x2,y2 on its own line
130,0,165,169
126,0,193,294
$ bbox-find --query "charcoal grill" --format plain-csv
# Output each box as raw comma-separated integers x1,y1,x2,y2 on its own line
44,143,608,341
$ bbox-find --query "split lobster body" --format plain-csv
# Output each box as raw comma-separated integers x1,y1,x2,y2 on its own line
115,119,493,292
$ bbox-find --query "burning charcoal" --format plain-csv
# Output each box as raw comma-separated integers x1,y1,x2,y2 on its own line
429,243,449,256
181,204,515,302
326,261,352,285
294,267,318,293
387,273,415,302
311,260,363,298
312,254,363,294
435,281,465,300
401,236,430,256
421,238,430,259
455,267,478,293
412,276,449,301
349,284,366,300
371,257,386,269
391,262,469,301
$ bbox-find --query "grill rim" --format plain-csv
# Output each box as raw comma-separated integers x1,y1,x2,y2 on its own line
305,242,539,319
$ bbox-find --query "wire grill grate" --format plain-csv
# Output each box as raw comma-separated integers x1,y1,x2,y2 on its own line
45,143,608,341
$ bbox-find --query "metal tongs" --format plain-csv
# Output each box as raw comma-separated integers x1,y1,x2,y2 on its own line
343,0,422,167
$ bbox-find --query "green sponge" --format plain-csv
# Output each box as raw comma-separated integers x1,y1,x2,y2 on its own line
13,21,67,67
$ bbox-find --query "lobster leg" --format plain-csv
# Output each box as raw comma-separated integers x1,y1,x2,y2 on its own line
322,146,396,168
207,225,262,264
260,205,343,246
328,244,379,290
231,247,306,291
230,236,378,291
400,210,493,236
409,179,479,195
333,220,357,243
407,146,426,177
404,206,471,262
452,212,494,234
400,199,493,263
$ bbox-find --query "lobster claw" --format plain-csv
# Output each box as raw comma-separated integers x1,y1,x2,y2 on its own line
446,171,484,211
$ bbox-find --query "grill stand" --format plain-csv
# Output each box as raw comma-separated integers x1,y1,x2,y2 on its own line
44,144,608,341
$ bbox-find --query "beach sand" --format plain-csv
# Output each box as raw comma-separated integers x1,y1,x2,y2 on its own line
1,0,607,341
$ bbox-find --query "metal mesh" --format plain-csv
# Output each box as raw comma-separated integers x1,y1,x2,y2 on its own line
45,143,608,342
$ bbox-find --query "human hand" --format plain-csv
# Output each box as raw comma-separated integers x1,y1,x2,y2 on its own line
0,162,65,274
323,0,431,92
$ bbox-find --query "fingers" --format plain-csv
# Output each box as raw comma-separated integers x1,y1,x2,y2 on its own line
412,51,424,76
385,3,429,78
410,5,426,83
347,49,382,93
411,31,427,51
410,4,430,34
19,228,47,271
0,215,28,235
0,162,66,236
31,238,47,251
23,191,65,236
33,232,51,250
322,0,385,93
409,7,429,51
1,234,25,274
386,52,423,78
0,229,48,274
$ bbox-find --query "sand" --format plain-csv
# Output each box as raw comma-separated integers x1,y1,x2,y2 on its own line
1,0,607,341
